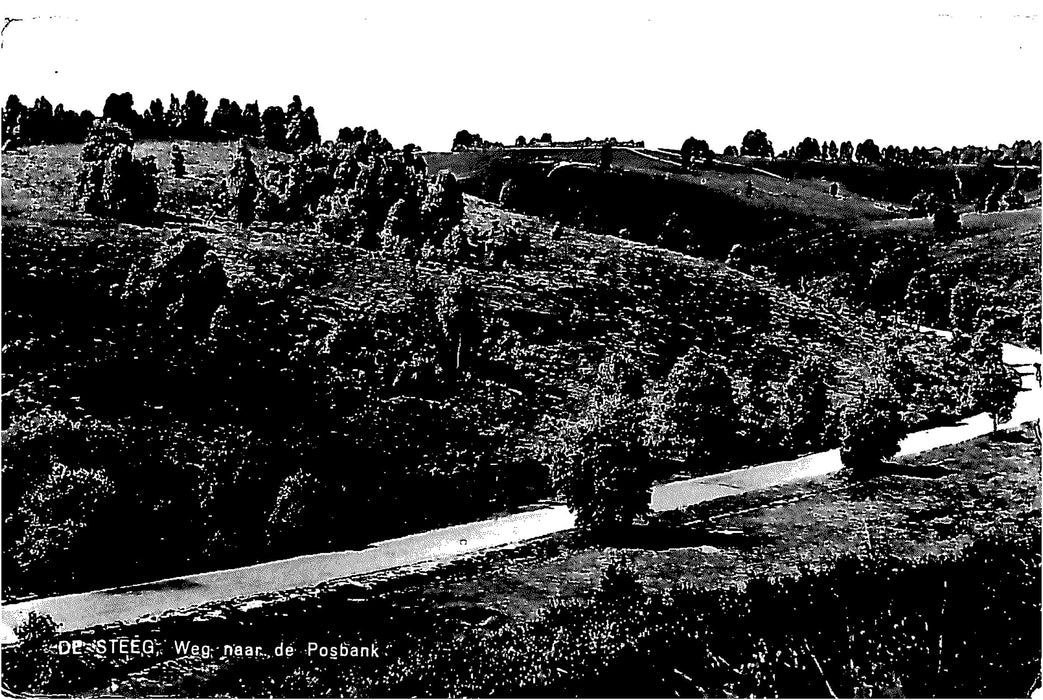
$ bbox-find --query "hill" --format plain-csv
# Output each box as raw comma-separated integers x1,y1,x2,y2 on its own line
1,139,960,600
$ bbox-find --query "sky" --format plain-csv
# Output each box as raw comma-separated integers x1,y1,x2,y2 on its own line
2,0,1040,152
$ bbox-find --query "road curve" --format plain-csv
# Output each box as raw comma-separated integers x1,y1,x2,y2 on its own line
2,339,1039,641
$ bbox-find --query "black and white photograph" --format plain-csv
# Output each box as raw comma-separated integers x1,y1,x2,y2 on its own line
1,1,1041,696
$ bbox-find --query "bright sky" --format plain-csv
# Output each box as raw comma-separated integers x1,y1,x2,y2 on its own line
2,0,1040,152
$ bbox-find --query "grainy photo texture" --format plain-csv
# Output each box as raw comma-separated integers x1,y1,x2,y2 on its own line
1,1,1041,697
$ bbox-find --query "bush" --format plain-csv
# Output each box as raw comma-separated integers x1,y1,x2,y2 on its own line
548,397,651,533
1,611,62,694
840,380,906,470
77,121,160,220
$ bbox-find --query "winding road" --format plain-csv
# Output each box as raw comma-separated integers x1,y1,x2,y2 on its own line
1,336,1039,642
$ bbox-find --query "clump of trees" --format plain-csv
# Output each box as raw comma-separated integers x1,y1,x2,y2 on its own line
740,129,773,157
780,355,833,453
840,380,907,470
548,387,651,534
970,359,1021,431
76,121,159,220
648,349,739,469
680,136,711,170
3,92,325,150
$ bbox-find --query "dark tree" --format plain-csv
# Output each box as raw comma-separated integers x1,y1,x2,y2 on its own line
855,139,881,164
650,350,739,468
3,94,28,144
286,105,320,151
740,129,772,157
840,381,906,470
141,98,166,138
102,92,137,130
452,129,478,151
949,280,980,335
211,98,244,137
599,142,613,172
515,135,526,147
723,145,739,157
933,201,960,236
794,137,821,161
780,355,833,452
549,397,651,534
169,142,186,177
970,360,1020,431
260,105,287,151
180,90,209,139
436,271,482,373
680,136,710,170
241,101,262,137
225,140,261,229
77,121,159,220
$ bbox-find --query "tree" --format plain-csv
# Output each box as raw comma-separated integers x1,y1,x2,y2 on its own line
828,140,839,160
260,105,287,151
211,97,244,137
740,129,772,157
102,91,137,130
436,271,482,373
949,280,980,335
905,268,946,327
599,142,613,171
539,132,552,143
241,101,262,136
77,121,160,220
169,142,186,177
452,129,478,151
780,355,833,452
3,94,28,144
970,360,1020,431
839,140,854,161
180,90,209,139
1022,300,1041,349
680,136,710,170
650,350,739,468
14,460,117,586
934,201,960,236
225,140,261,229
141,97,166,138
548,397,651,533
1,611,61,693
840,380,906,470
855,139,881,164
286,106,320,151
515,135,526,147
794,137,821,161
723,145,739,157
267,469,343,551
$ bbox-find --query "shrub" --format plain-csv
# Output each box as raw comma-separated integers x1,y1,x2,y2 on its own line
169,142,186,177
840,380,906,470
548,398,651,533
77,120,159,220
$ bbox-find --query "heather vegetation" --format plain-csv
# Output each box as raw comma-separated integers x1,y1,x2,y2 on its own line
1,88,1040,698
3,94,1035,597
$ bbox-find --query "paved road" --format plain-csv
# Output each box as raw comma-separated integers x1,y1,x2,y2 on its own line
2,339,1039,641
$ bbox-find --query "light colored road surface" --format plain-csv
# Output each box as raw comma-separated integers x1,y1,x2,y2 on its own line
2,338,1039,641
